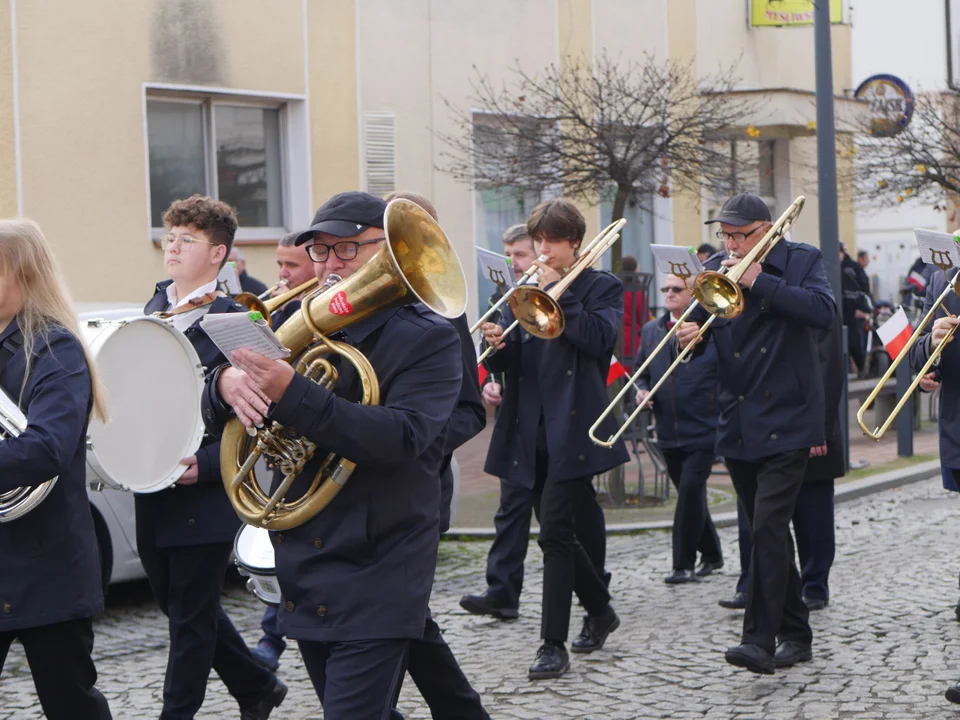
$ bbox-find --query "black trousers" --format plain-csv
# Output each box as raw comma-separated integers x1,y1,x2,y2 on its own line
0,617,112,720
661,447,723,571
485,478,607,609
736,480,837,601
725,450,812,654
390,607,490,720
138,541,276,720
299,638,407,720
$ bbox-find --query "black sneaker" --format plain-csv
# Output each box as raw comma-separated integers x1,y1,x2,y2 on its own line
570,605,620,654
459,591,519,620
240,679,288,720
528,643,569,679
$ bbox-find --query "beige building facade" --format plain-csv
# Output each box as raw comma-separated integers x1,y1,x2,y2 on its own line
1,0,860,319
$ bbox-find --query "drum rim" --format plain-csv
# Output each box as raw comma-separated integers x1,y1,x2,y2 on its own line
82,315,206,493
234,524,277,574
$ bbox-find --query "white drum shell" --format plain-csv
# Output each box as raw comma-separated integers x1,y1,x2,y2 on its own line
79,314,206,493
234,524,281,607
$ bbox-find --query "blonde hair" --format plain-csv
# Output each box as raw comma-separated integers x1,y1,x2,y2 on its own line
0,220,108,422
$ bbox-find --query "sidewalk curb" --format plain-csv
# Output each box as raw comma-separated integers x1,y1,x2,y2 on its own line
443,459,942,540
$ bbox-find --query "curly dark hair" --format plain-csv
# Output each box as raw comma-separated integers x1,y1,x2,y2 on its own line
161,195,238,259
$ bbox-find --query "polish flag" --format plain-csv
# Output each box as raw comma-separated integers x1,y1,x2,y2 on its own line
607,356,628,386
478,365,489,386
907,270,927,292
876,307,912,360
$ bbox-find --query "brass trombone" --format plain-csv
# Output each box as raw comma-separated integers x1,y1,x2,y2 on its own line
856,268,960,440
588,197,806,448
477,219,626,365
469,253,550,335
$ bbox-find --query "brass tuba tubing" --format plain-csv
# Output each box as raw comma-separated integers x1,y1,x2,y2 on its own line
588,197,806,449
856,269,960,440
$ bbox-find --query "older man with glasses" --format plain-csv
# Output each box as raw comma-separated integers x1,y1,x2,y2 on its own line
635,274,723,584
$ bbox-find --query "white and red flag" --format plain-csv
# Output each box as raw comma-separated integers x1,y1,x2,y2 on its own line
876,307,912,360
607,356,627,386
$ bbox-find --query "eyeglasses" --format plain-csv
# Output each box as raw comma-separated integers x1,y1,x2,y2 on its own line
306,238,384,263
660,285,686,294
160,233,216,251
715,226,762,243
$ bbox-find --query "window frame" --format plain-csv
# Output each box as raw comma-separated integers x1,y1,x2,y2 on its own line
142,83,310,245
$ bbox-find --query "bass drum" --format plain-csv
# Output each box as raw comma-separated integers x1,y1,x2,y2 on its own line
79,313,206,493
234,524,281,606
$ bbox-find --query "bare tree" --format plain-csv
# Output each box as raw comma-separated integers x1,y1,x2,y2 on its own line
849,91,960,211
437,52,758,272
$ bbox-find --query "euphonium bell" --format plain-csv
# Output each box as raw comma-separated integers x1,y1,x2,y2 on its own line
220,199,467,530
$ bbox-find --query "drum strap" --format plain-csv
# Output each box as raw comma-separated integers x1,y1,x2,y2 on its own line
0,330,24,374
152,291,223,319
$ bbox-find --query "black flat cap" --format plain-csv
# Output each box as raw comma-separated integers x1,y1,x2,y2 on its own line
293,192,387,245
704,193,772,227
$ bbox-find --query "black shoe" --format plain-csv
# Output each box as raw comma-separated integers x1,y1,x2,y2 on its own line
724,643,775,675
240,679,288,720
774,640,812,668
696,559,724,577
718,591,747,609
664,569,698,584
459,591,519,620
946,681,960,704
528,643,570,679
601,571,612,588
803,596,828,611
571,605,620,654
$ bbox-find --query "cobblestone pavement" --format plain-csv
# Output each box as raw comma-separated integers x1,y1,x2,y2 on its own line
4,476,960,719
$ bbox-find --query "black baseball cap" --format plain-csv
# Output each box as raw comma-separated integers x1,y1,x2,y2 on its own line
704,193,772,227
293,191,387,246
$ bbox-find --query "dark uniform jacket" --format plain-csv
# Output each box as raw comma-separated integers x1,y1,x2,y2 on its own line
270,298,302,332
203,304,462,642
909,269,960,488
689,241,836,461
482,268,630,486
137,280,246,548
635,312,718,450
0,321,103,632
805,317,846,482
439,313,485,533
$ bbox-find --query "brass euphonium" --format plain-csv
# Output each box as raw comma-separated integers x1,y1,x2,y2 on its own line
0,387,58,522
234,277,320,320
220,199,467,530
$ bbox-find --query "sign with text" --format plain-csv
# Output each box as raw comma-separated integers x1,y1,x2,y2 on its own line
750,0,844,27
854,75,915,137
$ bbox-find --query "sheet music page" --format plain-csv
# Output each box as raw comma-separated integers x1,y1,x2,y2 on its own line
914,229,960,270
200,313,291,361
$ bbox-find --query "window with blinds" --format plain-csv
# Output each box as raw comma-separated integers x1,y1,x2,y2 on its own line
364,112,397,197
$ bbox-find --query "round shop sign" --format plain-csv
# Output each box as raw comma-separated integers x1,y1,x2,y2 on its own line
854,74,915,137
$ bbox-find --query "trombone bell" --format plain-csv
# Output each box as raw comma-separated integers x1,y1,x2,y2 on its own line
693,272,744,320
507,286,565,340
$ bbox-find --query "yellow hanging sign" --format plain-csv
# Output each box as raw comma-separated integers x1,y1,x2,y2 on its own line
750,0,844,27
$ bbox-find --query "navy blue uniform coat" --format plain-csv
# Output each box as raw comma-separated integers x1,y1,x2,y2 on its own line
689,241,836,461
635,312,719,450
805,317,846,482
204,305,462,642
137,281,246,548
909,269,960,489
482,268,629,486
0,321,103,632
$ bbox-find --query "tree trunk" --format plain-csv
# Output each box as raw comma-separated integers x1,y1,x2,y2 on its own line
605,185,631,507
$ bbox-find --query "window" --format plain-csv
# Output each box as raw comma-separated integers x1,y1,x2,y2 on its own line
146,96,289,236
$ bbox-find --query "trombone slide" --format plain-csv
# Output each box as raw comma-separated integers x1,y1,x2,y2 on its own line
856,271,960,440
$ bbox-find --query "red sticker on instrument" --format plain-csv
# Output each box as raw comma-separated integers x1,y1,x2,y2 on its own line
329,291,353,316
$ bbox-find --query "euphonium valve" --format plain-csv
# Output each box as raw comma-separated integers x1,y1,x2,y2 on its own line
220,199,467,530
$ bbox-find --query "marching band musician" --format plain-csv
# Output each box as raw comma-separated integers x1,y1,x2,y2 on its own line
140,196,286,720
906,262,960,705
676,192,836,675
0,220,113,720
381,190,490,720
463,223,610,622
480,199,627,680
202,191,464,720
634,274,724,584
